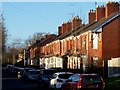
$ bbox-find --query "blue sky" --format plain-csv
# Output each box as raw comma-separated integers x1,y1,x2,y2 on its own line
2,2,106,46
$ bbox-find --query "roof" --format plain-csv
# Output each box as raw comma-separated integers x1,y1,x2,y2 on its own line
73,21,97,36
66,11,120,37
55,24,86,40
28,34,57,48
90,11,120,32
26,11,120,49
40,35,57,46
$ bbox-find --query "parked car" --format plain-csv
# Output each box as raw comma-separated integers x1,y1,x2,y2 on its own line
12,66,21,76
37,69,58,88
62,73,105,90
6,65,20,76
37,75,50,88
49,72,73,89
40,69,57,80
6,64,15,73
26,69,40,81
22,67,34,79
17,68,24,79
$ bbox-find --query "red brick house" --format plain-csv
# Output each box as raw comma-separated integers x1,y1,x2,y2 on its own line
54,2,120,70
87,2,120,68
25,2,120,73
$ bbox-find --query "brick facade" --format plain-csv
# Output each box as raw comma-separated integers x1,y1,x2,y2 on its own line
102,16,120,60
25,2,120,70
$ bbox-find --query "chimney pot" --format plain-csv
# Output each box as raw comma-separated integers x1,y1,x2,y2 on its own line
96,6,105,21
72,16,82,30
105,1,119,18
58,26,62,36
88,9,96,23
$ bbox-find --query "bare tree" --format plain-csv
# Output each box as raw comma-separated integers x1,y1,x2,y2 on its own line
0,14,7,52
0,14,7,64
25,32,48,46
4,47,23,64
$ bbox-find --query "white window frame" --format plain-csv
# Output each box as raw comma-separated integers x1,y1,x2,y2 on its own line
92,33,98,49
93,57,98,66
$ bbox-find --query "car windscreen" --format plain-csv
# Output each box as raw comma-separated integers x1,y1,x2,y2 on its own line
42,70,56,75
25,69,31,73
29,71,40,74
58,74,73,79
82,75,102,84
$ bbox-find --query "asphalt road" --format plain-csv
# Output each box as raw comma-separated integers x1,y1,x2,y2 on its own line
2,68,46,90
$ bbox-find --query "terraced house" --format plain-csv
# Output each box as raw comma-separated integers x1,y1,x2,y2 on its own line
25,2,120,73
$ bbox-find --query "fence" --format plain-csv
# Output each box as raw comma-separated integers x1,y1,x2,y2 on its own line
108,57,120,77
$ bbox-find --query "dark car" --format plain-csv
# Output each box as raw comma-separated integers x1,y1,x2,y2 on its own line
17,67,24,79
40,69,57,80
37,75,50,88
26,69,40,81
37,69,58,88
62,74,105,90
22,67,34,79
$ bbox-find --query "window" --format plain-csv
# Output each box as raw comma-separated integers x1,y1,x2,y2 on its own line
74,38,76,52
64,41,66,53
78,37,80,50
82,75,101,84
93,57,98,66
73,74,80,82
58,74,73,79
82,36,84,49
29,71,40,74
70,40,71,48
98,33,101,41
68,75,73,80
91,33,98,49
52,74,57,79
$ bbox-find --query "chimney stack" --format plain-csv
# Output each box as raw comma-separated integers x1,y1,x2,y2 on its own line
66,21,72,32
58,21,72,35
58,26,62,36
72,16,82,30
105,2,119,18
96,5,105,21
88,9,96,24
62,22,67,34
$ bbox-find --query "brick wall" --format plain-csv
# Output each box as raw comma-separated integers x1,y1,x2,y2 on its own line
88,32,103,67
102,16,120,60
119,16,120,56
